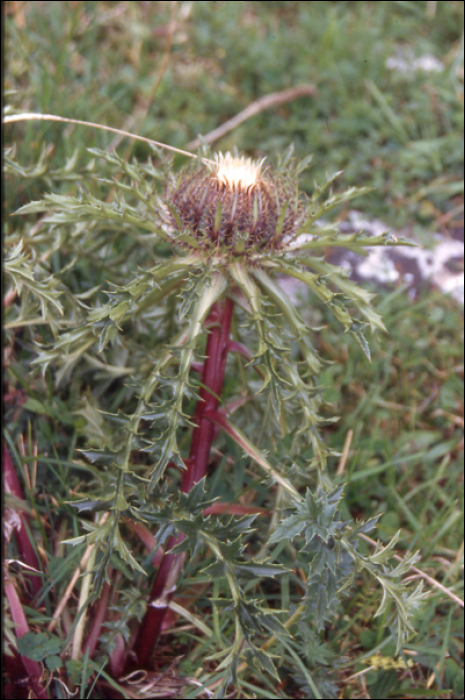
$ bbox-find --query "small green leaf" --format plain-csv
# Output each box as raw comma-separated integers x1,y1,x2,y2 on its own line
45,655,62,672
17,631,63,662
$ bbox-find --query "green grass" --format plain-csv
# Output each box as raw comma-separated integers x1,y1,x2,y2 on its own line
318,286,464,697
4,2,464,698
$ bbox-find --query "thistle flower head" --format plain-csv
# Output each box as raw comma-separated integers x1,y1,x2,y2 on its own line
164,151,303,255
208,152,266,191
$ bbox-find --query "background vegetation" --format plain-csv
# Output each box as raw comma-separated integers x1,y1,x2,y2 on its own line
4,1,464,698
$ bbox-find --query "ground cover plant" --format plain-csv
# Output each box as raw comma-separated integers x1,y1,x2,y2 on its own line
4,2,464,699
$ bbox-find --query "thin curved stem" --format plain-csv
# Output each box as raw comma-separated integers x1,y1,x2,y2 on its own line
4,113,199,161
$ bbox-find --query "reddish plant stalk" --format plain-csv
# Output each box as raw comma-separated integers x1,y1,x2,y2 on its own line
5,576,49,699
4,444,42,601
82,579,112,659
131,297,234,668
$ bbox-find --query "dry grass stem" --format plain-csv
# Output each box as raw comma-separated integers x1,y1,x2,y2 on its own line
47,513,109,633
337,429,354,474
4,113,199,161
187,85,317,150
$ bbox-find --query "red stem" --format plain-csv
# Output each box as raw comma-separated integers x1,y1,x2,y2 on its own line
5,576,49,699
82,579,112,659
4,444,42,601
131,297,234,669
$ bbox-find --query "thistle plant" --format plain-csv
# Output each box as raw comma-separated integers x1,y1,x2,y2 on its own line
4,117,427,698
